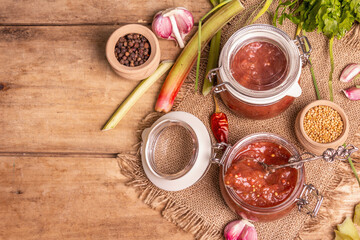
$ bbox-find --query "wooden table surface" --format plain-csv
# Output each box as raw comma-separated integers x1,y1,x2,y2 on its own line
1,1,359,239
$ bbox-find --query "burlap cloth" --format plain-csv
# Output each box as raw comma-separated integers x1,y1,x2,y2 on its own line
118,1,360,239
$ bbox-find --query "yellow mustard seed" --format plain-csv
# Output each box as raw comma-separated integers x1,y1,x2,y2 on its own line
303,105,344,143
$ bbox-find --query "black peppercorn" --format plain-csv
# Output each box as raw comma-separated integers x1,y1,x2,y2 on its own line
114,33,151,67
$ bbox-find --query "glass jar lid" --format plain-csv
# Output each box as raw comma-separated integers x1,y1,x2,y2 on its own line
141,111,212,191
218,24,304,104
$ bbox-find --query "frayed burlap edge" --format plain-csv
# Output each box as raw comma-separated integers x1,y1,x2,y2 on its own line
343,23,360,49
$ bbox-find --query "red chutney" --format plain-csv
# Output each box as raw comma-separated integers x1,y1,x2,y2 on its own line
224,142,297,207
231,41,287,91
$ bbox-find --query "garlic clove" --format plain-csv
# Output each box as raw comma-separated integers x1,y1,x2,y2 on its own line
152,11,175,41
343,86,360,101
173,8,194,38
224,219,258,240
152,7,194,48
224,220,246,240
340,63,360,82
239,224,258,240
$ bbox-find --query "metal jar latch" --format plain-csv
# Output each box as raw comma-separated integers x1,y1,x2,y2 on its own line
211,142,232,166
296,184,323,217
293,144,357,217
293,35,312,66
206,67,238,95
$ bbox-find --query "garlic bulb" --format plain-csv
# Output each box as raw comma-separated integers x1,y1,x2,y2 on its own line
224,219,258,240
152,7,194,48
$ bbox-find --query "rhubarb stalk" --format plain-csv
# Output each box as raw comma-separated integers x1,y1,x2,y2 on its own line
102,60,174,131
249,0,273,24
155,0,245,113
195,0,232,91
202,0,224,96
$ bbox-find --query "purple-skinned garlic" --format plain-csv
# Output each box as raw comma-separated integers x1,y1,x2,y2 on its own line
340,63,360,82
224,219,258,240
152,7,194,48
343,86,360,101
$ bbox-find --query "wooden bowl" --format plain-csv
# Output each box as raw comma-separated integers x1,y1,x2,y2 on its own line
295,100,350,155
106,24,161,81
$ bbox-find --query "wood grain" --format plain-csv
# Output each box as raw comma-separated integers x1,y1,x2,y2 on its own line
0,26,182,153
0,0,211,25
0,156,193,239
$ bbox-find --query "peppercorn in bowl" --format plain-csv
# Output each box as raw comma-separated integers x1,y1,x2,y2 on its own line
106,24,160,80
295,100,350,155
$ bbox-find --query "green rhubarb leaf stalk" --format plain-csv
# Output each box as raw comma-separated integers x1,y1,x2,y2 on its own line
102,60,174,131
195,0,232,91
295,24,302,37
202,0,224,96
202,28,222,96
249,0,273,24
209,0,219,6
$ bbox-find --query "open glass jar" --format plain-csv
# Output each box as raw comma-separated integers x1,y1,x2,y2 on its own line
208,24,311,119
141,112,323,222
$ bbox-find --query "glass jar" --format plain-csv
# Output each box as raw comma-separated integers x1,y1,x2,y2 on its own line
140,112,323,222
208,24,311,119
219,133,305,221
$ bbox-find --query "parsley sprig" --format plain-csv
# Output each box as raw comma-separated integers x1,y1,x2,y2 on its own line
274,0,360,102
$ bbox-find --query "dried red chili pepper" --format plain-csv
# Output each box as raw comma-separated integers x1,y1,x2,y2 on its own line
211,96,229,143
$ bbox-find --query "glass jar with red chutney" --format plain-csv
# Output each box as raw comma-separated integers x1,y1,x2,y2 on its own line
209,24,311,119
219,132,322,222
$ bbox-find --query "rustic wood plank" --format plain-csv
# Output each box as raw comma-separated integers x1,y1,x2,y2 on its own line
1,156,359,240
0,26,184,153
0,156,193,239
0,0,211,25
